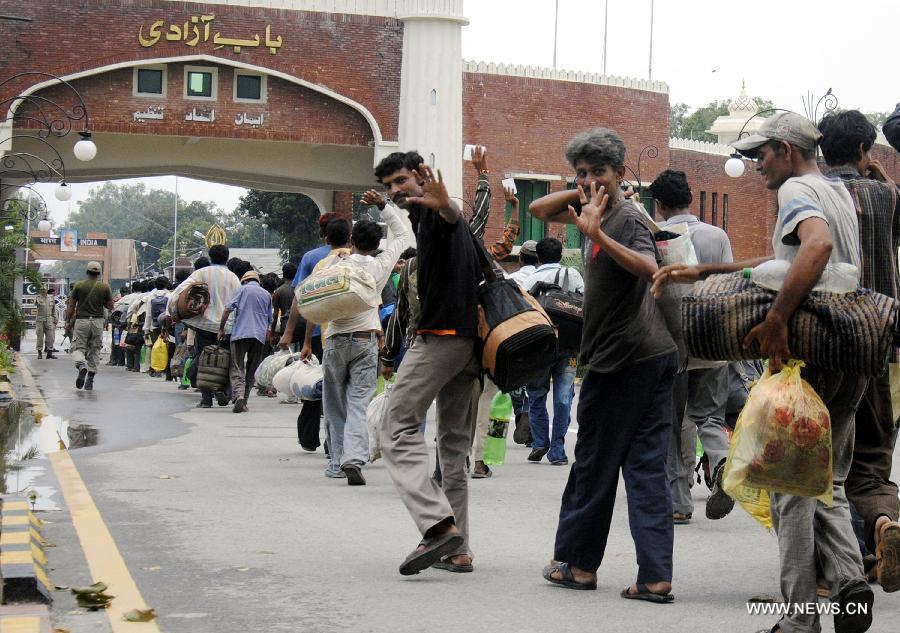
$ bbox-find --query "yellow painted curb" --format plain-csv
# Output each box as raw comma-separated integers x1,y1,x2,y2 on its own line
0,498,52,604
16,358,160,632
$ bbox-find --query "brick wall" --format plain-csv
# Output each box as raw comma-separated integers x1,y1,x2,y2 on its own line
462,72,670,248
670,144,900,261
21,64,373,145
668,149,778,260
1,0,402,141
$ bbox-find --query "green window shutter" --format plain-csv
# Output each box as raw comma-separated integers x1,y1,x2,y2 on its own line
506,180,548,244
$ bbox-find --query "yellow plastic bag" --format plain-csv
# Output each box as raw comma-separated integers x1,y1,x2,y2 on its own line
150,336,169,373
723,360,832,528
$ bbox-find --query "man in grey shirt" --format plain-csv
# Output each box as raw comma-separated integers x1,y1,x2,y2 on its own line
652,170,735,524
654,112,872,633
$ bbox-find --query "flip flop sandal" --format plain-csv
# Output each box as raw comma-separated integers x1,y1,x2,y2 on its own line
876,521,900,593
542,561,597,590
433,557,474,573
620,583,674,603
399,532,464,576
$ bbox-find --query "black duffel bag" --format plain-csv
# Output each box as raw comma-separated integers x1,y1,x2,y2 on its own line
530,268,583,350
469,229,558,392
124,329,144,347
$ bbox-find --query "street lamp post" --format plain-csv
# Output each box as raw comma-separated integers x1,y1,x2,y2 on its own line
1,72,97,309
262,223,268,248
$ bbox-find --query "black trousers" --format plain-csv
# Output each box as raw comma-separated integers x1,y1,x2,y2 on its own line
554,352,677,582
297,336,324,449
846,370,899,551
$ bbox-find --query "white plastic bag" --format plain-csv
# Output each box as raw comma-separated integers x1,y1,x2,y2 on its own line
273,363,300,397
255,351,299,388
289,357,324,400
367,382,393,463
653,222,701,366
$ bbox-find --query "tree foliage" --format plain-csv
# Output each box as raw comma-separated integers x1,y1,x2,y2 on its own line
0,195,43,333
236,190,321,260
66,182,221,271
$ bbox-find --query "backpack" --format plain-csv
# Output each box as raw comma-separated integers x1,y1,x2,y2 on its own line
150,294,168,328
296,254,379,323
529,268,583,351
468,228,558,392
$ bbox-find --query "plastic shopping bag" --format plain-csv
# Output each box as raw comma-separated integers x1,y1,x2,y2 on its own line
723,360,832,528
652,222,698,366
181,356,193,387
150,336,169,372
367,381,394,463
255,351,299,388
289,357,323,400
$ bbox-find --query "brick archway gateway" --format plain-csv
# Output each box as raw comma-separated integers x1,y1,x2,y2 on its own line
6,54,393,212
1,0,470,209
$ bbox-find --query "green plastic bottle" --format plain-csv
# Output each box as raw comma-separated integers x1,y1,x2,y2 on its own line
483,392,513,466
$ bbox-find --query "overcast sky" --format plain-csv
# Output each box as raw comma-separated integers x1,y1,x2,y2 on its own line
33,0,899,227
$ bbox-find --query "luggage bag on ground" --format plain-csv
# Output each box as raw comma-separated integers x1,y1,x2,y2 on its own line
196,344,231,391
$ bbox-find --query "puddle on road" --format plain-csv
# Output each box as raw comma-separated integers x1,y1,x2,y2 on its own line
1,400,99,511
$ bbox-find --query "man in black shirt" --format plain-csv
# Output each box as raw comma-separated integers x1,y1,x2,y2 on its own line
529,128,678,601
376,151,483,576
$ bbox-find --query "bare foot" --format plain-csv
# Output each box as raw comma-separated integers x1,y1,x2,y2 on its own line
625,580,672,596
447,554,472,566
548,559,596,585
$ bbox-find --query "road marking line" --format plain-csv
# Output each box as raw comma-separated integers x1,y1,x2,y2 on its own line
17,361,160,632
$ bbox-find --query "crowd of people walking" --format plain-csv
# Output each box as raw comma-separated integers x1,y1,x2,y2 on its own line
40,103,900,633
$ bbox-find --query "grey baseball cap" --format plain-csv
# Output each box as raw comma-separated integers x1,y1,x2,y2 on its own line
86,261,102,273
731,112,823,157
520,240,538,257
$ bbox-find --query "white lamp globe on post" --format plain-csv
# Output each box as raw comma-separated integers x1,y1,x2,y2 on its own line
724,153,745,178
55,181,72,201
73,132,97,162
37,219,51,232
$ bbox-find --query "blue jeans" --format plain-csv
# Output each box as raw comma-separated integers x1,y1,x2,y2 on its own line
527,349,577,462
322,333,378,475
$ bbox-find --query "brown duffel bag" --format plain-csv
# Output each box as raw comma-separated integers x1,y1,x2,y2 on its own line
682,273,899,376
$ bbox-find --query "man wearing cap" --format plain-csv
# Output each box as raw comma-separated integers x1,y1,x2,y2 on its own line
219,270,273,413
653,112,874,633
65,261,114,391
34,286,58,359
509,240,540,287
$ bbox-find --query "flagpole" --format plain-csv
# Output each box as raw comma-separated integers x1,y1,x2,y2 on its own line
602,0,609,75
648,0,655,81
552,0,559,69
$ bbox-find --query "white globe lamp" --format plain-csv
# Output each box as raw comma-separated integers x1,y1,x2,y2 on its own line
37,219,51,232
724,154,745,178
55,181,72,201
73,133,97,161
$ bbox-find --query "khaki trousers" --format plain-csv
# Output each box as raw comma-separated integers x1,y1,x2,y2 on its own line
72,317,104,373
35,319,55,352
381,334,481,557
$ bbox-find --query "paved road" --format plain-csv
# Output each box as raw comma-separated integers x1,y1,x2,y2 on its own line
12,341,900,633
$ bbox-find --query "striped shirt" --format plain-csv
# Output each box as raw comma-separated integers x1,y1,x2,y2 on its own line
826,166,900,299
168,264,241,334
